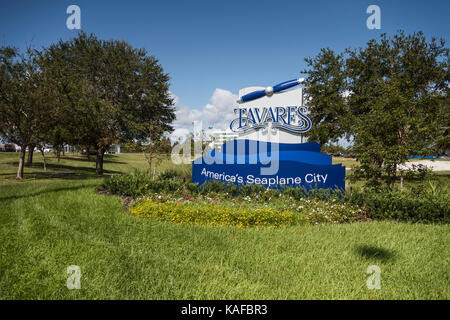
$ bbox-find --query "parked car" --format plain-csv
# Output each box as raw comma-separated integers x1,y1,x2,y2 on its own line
0,144,16,152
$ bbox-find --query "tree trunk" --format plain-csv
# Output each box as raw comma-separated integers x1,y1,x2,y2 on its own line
95,148,105,175
56,149,61,162
40,147,47,171
387,163,398,190
26,144,35,166
147,151,152,178
16,146,26,180
86,146,91,161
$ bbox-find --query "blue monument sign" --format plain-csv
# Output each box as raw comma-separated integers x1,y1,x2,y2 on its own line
192,79,346,191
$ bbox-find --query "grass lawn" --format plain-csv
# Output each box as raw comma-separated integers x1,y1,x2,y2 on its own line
332,156,359,169
0,152,191,182
0,152,449,299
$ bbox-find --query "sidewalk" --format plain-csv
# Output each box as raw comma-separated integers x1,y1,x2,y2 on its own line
399,160,450,172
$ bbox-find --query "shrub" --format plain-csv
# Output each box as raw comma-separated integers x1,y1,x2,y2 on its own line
237,184,265,197
347,185,449,223
156,169,182,181
185,182,201,195
280,185,344,201
199,180,230,194
103,170,151,198
104,172,448,224
103,170,184,198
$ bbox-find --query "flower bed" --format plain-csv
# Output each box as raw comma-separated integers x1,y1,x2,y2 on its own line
130,199,304,227
129,193,364,227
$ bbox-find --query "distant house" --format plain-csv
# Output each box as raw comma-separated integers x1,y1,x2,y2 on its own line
212,130,238,151
106,144,121,154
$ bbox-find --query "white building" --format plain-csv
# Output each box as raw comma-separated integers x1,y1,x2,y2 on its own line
111,144,121,154
212,130,239,151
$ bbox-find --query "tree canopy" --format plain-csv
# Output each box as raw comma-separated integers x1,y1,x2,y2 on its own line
41,32,175,174
0,46,55,179
0,32,175,178
303,31,449,188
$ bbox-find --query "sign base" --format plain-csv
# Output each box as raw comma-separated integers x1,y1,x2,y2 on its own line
192,140,346,191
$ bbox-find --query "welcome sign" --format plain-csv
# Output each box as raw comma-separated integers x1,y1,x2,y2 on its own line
230,105,312,134
192,79,346,191
230,79,312,135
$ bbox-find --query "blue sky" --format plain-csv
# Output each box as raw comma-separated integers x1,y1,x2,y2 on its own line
1,0,449,137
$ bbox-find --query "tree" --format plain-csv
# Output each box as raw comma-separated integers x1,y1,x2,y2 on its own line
123,141,145,153
303,48,349,146
26,143,35,166
320,143,348,156
143,123,173,177
41,32,175,175
0,46,54,179
303,31,449,188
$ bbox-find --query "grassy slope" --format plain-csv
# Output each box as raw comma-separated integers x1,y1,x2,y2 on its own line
0,152,449,299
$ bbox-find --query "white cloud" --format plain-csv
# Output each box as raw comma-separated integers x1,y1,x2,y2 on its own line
174,106,203,127
169,127,191,144
170,88,238,140
203,88,238,123
170,92,203,128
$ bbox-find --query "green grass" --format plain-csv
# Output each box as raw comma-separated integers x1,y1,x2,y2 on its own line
0,152,190,182
333,156,359,168
0,152,449,299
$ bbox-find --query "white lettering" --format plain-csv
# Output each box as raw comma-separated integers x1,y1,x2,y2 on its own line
66,5,81,30
366,5,381,30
